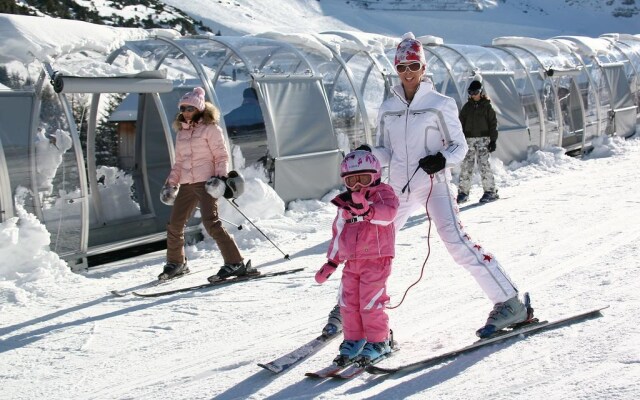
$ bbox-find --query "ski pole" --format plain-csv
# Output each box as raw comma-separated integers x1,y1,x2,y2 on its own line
401,165,421,194
219,217,243,230
224,197,291,260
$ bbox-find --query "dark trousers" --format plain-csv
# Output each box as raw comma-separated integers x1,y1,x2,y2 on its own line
166,182,243,265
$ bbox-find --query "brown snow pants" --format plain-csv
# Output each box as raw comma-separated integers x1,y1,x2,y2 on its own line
166,182,243,265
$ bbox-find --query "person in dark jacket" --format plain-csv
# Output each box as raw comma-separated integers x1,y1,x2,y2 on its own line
457,80,499,204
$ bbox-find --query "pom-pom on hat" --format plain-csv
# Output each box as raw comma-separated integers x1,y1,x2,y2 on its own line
178,87,206,112
395,32,426,66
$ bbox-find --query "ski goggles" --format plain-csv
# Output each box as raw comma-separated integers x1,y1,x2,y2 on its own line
468,89,482,96
179,105,197,112
343,173,374,189
396,62,422,74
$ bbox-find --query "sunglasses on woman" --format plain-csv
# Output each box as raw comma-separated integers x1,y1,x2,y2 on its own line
396,62,422,74
180,105,197,113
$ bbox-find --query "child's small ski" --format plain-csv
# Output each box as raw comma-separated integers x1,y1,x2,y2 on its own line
332,347,397,379
258,331,342,374
305,362,354,379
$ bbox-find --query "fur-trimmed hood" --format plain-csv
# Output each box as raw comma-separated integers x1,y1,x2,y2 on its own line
173,102,221,132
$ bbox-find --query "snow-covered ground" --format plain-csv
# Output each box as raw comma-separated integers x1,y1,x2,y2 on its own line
2,133,639,399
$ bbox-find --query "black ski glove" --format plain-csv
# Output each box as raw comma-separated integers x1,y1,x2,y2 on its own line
330,191,352,209
488,140,497,153
418,152,446,174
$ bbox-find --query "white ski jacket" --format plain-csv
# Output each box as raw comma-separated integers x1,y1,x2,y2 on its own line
372,79,468,194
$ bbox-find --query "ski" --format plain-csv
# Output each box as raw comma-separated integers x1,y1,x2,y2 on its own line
366,306,608,375
110,268,200,297
130,267,305,298
332,349,396,379
305,363,353,379
259,331,342,374
305,341,398,379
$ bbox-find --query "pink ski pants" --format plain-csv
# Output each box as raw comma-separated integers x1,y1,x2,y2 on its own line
339,257,392,343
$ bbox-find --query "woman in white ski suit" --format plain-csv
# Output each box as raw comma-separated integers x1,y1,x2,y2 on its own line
370,34,527,332
372,78,518,305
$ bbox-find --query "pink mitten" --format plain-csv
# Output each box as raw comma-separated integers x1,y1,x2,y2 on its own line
315,261,338,284
349,191,370,216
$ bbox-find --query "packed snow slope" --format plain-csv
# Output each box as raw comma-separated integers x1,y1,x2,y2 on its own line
1,134,639,399
162,0,639,45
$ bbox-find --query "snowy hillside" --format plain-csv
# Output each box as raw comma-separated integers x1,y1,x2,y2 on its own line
4,1,638,45
162,0,639,44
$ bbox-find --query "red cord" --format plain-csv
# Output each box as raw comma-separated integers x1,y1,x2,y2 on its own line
387,175,434,310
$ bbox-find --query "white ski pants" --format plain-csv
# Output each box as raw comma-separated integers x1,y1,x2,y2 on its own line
394,175,518,304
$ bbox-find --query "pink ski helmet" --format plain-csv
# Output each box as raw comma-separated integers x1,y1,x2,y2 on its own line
340,150,382,185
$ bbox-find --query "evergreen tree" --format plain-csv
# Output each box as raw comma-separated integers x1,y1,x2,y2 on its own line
94,93,125,167
0,66,9,87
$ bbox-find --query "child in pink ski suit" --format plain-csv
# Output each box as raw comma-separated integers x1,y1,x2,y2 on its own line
315,150,399,365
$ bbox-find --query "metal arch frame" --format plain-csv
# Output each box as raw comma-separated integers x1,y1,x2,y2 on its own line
204,35,319,77
547,46,600,150
487,45,548,148
320,31,396,96
39,65,90,260
0,135,12,221
614,41,640,90
324,51,373,143
421,46,460,99
434,44,478,101
312,34,375,145
116,35,233,168
602,39,640,113
551,36,638,135
106,42,176,166
29,72,45,222
103,43,177,227
320,31,391,73
490,43,581,148
149,36,228,140
551,37,612,141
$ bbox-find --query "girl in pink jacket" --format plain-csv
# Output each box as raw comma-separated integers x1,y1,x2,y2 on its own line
159,87,253,281
315,150,399,366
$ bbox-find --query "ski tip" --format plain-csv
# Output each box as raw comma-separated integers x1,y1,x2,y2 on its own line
110,290,127,297
365,365,396,375
257,363,281,374
592,305,610,316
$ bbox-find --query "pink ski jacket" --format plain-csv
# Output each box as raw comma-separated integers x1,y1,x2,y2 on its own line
167,121,230,186
326,183,399,264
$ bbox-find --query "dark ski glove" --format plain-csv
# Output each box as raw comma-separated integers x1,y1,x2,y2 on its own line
488,140,497,153
331,191,352,209
418,152,446,174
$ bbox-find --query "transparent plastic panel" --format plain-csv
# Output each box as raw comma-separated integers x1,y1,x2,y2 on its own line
0,93,36,217
36,90,84,256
